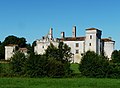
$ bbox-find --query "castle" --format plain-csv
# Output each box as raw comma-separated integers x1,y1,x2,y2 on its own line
34,26,115,63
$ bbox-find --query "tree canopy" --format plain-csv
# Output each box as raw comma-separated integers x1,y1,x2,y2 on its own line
79,51,109,78
0,35,31,60
111,50,120,63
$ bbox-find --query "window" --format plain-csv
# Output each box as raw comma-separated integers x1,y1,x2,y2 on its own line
76,50,79,54
89,43,91,46
76,43,79,47
90,35,92,39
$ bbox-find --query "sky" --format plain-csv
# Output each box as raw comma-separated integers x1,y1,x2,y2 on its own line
0,0,120,49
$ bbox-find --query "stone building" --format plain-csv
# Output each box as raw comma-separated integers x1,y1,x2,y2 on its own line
5,44,28,60
34,26,115,63
5,44,18,60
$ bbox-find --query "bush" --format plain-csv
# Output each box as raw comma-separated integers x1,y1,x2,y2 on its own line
111,50,120,63
45,42,73,77
10,51,27,76
0,63,1,74
79,51,109,78
46,57,65,77
107,63,120,78
24,54,47,77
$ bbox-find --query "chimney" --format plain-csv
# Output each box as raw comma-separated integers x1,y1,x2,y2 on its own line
49,28,53,39
72,26,76,37
108,37,112,40
61,32,65,38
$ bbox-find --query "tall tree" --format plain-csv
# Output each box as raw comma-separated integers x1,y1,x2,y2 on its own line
18,37,27,48
111,50,120,63
0,35,27,60
45,42,73,77
79,51,109,78
2,35,18,46
10,51,27,75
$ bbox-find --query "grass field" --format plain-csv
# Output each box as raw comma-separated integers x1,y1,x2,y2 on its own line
1,77,120,88
1,63,120,88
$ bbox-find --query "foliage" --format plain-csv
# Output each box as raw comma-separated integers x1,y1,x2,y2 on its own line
46,57,66,77
10,51,27,75
0,45,5,59
58,42,72,62
45,42,73,77
79,51,110,78
0,35,27,60
2,35,27,47
111,50,120,63
24,42,72,77
107,63,120,78
26,43,33,54
24,54,47,77
0,63,1,74
32,41,36,52
45,43,58,59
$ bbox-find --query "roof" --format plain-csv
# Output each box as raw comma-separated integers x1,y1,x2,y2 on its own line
86,28,101,32
58,37,85,41
102,38,115,42
6,44,18,46
19,48,28,51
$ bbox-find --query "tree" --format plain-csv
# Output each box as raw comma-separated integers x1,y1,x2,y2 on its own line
32,41,36,52
0,45,5,59
2,35,18,46
45,43,58,59
111,50,120,63
0,63,1,74
0,35,27,60
18,37,27,48
10,51,27,75
58,42,72,62
3,35,27,48
79,51,109,78
45,42,73,77
46,57,67,77
24,54,48,77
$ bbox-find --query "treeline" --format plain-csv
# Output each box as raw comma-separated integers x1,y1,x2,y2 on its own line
79,50,120,78
0,35,120,78
0,35,33,60
0,42,73,78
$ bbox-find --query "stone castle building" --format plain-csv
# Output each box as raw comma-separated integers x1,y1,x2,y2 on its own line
34,26,115,63
5,44,28,60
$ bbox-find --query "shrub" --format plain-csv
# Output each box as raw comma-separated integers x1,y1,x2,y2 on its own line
10,51,27,76
79,51,109,78
46,57,65,77
24,54,47,77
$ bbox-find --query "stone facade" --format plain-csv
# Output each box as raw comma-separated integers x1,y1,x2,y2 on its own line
5,44,18,60
34,26,115,63
5,45,28,60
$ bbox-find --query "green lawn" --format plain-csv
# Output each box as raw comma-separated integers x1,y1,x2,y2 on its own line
1,77,120,88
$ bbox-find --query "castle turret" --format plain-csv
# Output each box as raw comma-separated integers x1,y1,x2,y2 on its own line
85,28,102,54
